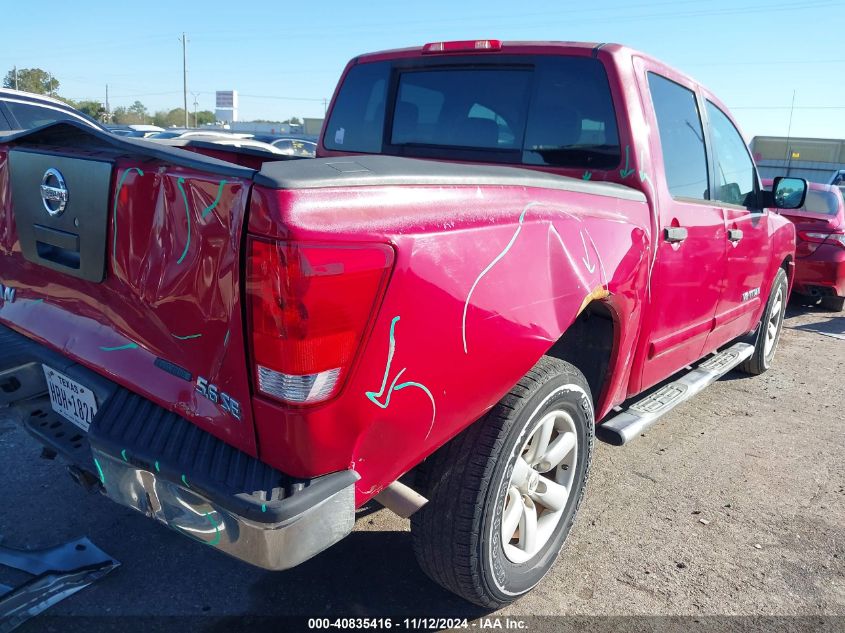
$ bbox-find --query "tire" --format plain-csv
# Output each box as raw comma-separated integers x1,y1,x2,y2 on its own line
410,356,594,608
739,268,788,375
820,295,845,312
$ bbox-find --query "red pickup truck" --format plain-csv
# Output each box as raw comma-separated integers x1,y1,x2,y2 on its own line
0,40,807,607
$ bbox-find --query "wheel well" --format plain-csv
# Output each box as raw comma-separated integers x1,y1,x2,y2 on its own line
781,255,794,287
545,301,615,409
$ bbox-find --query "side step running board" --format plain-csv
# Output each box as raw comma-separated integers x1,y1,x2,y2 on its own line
597,342,754,446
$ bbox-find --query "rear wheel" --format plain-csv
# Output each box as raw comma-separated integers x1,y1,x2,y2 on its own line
410,357,594,607
740,268,787,375
821,295,845,312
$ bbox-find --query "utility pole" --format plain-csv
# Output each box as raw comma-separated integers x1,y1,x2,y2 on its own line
105,84,110,122
323,98,328,117
179,32,189,128
191,92,200,128
784,90,796,177
13,66,17,90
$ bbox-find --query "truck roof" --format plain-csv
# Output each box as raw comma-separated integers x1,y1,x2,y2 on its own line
355,40,610,61
352,40,704,98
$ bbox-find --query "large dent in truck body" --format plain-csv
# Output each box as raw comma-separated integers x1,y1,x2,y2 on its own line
248,182,651,501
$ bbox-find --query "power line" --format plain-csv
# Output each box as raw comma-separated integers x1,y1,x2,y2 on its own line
237,94,326,102
686,59,845,67
732,106,845,110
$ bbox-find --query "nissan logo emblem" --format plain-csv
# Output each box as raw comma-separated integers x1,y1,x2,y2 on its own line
40,168,69,217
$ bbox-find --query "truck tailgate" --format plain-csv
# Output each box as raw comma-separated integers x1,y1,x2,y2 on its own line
0,122,260,455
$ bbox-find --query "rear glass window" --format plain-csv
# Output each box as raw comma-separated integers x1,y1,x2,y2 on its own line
392,69,531,149
802,189,841,215
324,56,621,170
325,61,389,153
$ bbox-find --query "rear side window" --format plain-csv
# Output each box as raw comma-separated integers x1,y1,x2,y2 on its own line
324,56,621,170
648,73,709,200
705,101,756,207
4,101,72,130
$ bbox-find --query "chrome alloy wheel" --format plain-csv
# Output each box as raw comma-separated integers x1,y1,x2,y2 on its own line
500,409,578,563
764,284,784,357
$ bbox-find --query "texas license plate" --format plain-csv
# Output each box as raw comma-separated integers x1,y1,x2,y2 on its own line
42,365,98,432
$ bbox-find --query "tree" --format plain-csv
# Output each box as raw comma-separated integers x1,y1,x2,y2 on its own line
196,110,215,125
3,67,59,95
153,108,188,128
128,100,148,123
111,106,128,124
73,100,107,121
283,117,302,126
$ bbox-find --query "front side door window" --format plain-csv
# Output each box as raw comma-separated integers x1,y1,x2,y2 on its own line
705,101,757,208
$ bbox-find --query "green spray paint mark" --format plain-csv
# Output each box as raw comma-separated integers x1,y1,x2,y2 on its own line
181,474,190,488
100,343,138,352
154,460,160,473
365,316,437,438
112,167,144,261
204,512,221,546
121,449,128,462
201,180,228,219
261,503,267,513
176,177,191,265
582,171,592,180
619,146,634,178
172,333,202,340
93,458,105,485
31,298,44,304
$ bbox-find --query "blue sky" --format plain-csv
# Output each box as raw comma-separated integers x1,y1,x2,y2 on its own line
5,0,844,140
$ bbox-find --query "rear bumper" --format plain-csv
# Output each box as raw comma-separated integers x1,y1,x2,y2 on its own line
794,245,845,297
0,322,359,571
93,448,356,570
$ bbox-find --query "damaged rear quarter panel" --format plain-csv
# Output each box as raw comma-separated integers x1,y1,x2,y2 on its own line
248,182,651,500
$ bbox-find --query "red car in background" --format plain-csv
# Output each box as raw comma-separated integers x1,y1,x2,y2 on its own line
765,179,845,311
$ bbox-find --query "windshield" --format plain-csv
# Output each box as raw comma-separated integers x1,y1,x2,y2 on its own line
324,55,621,169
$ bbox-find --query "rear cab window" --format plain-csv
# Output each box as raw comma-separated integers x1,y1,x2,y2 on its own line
324,55,621,171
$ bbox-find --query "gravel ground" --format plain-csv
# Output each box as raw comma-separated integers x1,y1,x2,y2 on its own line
0,301,843,632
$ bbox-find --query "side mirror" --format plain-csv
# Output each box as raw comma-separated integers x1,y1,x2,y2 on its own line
771,176,808,209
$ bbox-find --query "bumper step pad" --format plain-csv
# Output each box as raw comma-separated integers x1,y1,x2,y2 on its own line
88,387,358,569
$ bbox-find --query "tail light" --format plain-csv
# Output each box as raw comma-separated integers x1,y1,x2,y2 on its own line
246,238,394,405
799,231,845,249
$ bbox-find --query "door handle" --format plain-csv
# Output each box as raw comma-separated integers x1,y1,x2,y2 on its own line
664,227,688,243
728,228,743,242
